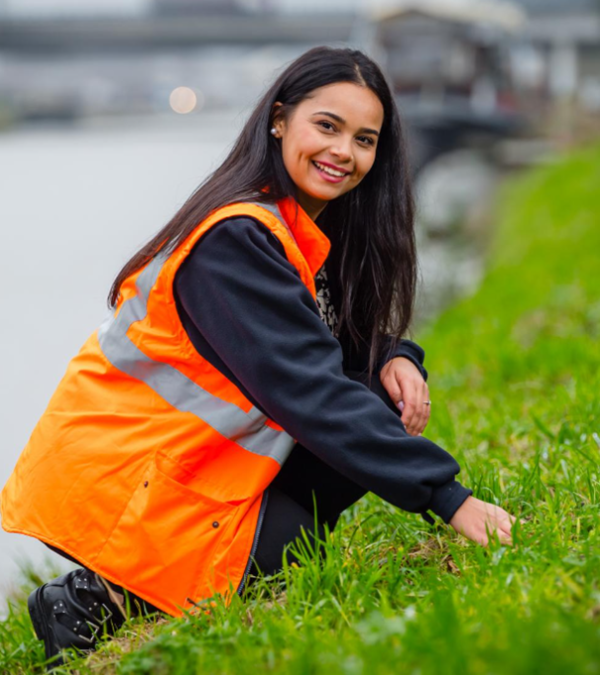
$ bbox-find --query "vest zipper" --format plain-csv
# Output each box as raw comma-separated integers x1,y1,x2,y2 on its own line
237,488,269,596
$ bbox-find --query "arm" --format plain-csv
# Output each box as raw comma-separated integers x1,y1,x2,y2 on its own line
175,217,471,524
341,332,432,437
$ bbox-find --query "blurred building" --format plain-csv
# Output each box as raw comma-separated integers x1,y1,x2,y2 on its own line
376,2,524,107
373,1,527,173
513,0,600,109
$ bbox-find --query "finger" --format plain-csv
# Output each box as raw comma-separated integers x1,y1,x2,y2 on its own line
400,381,419,433
407,381,425,433
414,382,429,434
419,380,431,432
407,383,423,434
497,513,517,537
483,521,501,547
488,518,513,546
422,383,431,429
381,372,403,413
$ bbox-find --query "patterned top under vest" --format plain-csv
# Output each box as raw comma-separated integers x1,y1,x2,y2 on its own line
314,263,339,337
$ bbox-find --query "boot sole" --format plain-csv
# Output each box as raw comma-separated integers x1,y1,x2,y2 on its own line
28,586,65,671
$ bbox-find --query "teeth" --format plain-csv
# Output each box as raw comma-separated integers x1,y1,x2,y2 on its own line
314,161,346,177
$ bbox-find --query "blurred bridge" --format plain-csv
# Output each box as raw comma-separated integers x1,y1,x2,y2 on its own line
0,14,357,53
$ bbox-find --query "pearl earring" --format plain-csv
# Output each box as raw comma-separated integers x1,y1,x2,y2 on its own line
270,127,277,137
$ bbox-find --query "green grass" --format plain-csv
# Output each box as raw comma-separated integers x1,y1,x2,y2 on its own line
2,144,600,674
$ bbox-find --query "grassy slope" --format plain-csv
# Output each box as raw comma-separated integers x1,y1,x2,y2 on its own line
2,145,599,674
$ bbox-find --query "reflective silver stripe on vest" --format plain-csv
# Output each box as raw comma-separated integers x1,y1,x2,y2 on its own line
245,201,297,244
98,205,297,466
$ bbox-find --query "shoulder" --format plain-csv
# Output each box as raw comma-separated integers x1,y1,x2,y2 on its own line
195,215,287,258
175,215,300,293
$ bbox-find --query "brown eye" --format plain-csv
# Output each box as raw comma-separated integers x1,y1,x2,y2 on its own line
317,121,335,131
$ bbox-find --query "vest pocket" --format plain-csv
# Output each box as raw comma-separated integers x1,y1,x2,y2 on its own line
152,450,232,509
95,450,239,614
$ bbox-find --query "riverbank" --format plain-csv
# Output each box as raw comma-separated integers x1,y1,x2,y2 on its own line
2,141,600,674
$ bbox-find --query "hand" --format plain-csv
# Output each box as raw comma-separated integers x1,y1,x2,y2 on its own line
379,357,430,436
449,496,516,546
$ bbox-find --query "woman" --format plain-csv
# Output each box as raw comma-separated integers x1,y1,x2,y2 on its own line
1,46,515,667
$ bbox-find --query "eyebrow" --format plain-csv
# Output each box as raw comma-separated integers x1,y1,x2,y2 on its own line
311,111,380,137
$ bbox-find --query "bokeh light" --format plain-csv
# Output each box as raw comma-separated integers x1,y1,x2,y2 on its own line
169,86,198,114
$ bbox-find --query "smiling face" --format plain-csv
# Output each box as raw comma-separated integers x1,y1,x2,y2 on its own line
271,82,384,221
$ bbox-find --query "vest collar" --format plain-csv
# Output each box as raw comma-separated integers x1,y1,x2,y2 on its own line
275,195,331,277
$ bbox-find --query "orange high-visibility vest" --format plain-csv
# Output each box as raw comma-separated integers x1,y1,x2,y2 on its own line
1,196,330,617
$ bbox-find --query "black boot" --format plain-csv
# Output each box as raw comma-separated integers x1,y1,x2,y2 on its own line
28,567,126,670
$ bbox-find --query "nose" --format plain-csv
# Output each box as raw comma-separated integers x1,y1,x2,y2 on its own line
329,136,353,165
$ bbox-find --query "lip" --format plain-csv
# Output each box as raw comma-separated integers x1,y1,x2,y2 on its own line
312,160,351,183
315,160,351,174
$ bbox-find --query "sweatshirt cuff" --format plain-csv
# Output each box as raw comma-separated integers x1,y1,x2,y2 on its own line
396,352,428,382
426,480,473,524
378,338,428,382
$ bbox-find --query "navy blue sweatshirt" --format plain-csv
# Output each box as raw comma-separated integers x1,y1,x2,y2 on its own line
173,216,472,524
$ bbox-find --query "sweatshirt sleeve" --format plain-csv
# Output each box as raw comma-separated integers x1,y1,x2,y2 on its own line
378,337,429,382
174,217,471,523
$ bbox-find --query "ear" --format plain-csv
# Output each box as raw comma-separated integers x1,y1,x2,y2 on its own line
271,101,285,137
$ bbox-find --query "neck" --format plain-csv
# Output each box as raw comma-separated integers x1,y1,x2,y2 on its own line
296,191,328,222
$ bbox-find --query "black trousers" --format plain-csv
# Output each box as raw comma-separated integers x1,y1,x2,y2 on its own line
247,368,402,579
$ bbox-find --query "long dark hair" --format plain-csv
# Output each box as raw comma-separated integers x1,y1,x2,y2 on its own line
109,45,416,380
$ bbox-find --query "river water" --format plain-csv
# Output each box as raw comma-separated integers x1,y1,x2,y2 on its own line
0,111,246,599
0,112,489,604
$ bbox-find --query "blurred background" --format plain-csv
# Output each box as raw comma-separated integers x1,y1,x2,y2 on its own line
1,0,599,598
